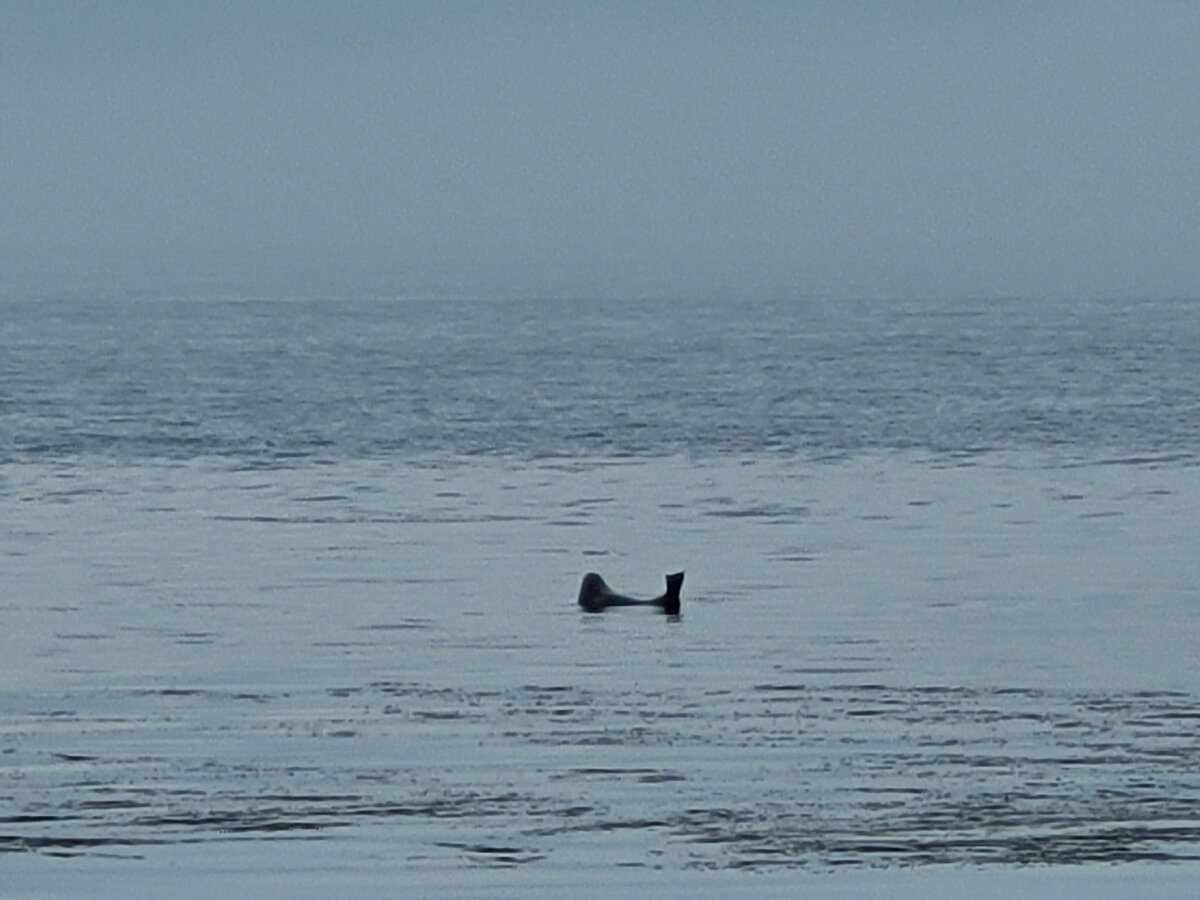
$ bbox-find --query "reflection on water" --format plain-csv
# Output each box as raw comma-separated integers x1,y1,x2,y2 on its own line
3,454,1199,875
5,679,1200,868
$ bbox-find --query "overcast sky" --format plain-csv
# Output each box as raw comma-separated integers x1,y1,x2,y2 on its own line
3,1,1198,297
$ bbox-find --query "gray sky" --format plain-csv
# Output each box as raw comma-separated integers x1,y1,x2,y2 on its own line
3,1,1198,297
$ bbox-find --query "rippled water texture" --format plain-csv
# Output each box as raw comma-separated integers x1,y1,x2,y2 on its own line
3,454,1199,890
3,294,1198,464
2,295,1199,894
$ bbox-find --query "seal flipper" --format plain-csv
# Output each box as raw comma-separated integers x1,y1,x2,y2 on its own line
577,572,611,612
578,570,683,614
659,571,684,616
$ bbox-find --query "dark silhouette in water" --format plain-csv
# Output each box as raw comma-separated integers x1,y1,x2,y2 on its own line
578,571,683,616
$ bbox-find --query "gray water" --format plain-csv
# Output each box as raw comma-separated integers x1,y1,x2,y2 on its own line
2,293,1199,893
5,293,1199,464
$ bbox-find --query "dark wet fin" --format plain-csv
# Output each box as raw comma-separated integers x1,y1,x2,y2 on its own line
660,571,684,616
578,572,611,611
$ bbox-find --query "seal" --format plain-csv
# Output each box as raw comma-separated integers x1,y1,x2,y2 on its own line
577,571,683,616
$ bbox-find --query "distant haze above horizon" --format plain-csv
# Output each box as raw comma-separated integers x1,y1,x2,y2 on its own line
3,2,1198,298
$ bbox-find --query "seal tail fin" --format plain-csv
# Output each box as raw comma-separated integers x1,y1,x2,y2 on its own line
660,571,684,616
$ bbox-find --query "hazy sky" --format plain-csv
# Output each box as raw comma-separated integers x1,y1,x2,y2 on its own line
3,1,1198,297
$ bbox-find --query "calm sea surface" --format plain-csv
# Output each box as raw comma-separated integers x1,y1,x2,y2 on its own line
2,293,1199,894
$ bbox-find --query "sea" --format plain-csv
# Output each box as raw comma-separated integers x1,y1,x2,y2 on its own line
2,291,1199,897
